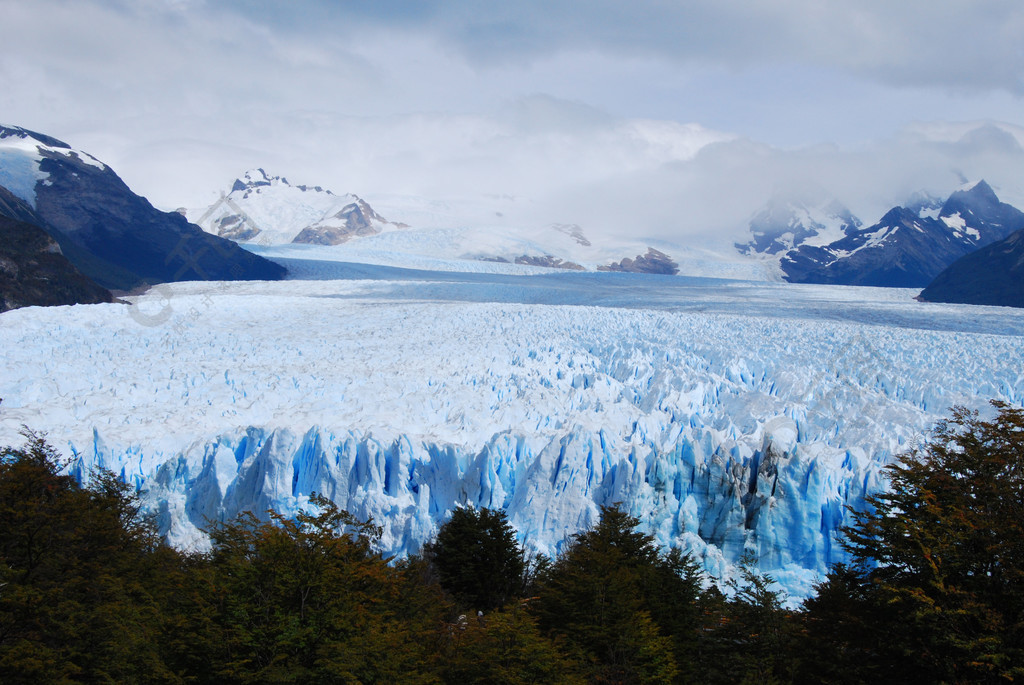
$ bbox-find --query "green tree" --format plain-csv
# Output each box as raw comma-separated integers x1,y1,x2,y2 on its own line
841,402,1024,683
0,432,176,683
698,553,796,685
533,505,694,684
206,495,441,684
437,601,584,684
426,506,526,611
796,564,906,685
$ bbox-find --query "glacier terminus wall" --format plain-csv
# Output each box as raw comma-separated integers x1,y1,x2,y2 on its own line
2,271,1022,599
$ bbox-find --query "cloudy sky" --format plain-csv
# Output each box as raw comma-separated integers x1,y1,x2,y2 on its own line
3,0,1024,241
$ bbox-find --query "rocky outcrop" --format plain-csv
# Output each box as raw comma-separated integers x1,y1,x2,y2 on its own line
292,198,402,245
598,248,679,275
514,255,585,270
552,223,592,247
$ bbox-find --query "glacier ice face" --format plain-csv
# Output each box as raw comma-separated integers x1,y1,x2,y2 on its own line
1,271,1023,599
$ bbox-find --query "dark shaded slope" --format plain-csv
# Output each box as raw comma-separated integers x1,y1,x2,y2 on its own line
919,229,1024,308
0,214,113,312
31,151,287,290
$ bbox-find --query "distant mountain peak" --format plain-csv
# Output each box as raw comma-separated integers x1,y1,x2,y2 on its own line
230,168,336,198
905,191,944,219
950,179,999,205
737,194,860,256
191,171,404,245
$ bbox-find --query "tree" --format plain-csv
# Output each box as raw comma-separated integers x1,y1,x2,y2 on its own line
796,564,907,685
698,552,796,685
841,402,1024,683
426,506,526,611
206,495,441,684
0,432,176,683
437,601,584,685
532,505,695,684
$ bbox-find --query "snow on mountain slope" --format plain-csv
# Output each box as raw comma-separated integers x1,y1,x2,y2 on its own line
190,178,779,280
777,181,1024,288
0,126,285,291
0,125,106,208
1,270,1022,599
234,195,782,282
188,169,403,245
361,192,785,280
737,196,861,256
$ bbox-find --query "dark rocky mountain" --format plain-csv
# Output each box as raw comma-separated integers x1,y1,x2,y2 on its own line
782,206,970,287
0,212,112,313
598,248,679,275
919,228,1024,308
0,126,286,291
776,181,1024,287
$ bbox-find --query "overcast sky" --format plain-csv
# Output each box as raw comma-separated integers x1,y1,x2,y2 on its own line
3,0,1024,241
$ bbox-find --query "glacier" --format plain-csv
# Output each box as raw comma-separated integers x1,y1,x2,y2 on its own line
1,263,1023,599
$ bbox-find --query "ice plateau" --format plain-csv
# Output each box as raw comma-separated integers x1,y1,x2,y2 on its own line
1,265,1023,600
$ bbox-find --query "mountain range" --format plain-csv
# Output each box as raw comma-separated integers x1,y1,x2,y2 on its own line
188,174,708,277
739,181,1024,290
3,122,1022,310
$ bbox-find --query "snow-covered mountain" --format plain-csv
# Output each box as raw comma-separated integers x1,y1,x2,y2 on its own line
2,262,1022,600
188,169,406,246
735,195,862,256
740,181,1024,288
0,125,285,290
